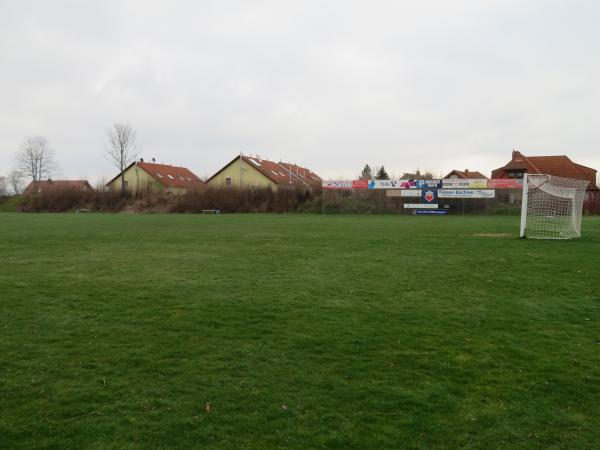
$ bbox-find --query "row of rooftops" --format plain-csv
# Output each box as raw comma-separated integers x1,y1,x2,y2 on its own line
22,150,599,194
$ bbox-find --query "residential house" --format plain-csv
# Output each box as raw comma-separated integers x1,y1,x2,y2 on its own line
206,154,321,190
24,179,93,195
492,151,598,193
106,160,204,194
443,169,487,179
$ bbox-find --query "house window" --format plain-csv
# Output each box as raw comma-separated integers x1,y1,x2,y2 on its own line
226,177,232,185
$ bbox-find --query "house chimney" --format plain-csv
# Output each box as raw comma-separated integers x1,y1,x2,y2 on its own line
152,157,156,163
140,158,144,162
512,149,520,160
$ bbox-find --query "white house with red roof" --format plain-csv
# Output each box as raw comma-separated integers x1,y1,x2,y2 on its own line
106,159,204,194
206,154,321,190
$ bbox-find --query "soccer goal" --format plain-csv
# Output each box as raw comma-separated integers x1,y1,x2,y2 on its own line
520,173,589,239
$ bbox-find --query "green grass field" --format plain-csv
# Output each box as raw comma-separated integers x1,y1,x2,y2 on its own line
1,213,599,449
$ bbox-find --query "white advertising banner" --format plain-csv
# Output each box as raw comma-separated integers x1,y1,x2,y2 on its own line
438,189,496,198
400,190,421,197
322,180,353,190
368,179,407,189
403,203,439,209
442,179,488,189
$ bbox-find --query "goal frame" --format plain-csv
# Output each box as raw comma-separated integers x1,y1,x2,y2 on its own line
519,173,529,238
520,172,588,239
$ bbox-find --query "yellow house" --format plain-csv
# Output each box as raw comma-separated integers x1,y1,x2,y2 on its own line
207,154,321,190
106,160,204,194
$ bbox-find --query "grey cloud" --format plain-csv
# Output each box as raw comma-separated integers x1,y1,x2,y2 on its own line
1,0,599,183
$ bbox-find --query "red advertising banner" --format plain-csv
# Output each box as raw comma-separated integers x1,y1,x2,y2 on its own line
488,179,523,189
352,180,369,189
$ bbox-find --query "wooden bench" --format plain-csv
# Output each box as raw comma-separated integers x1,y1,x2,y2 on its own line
202,209,220,214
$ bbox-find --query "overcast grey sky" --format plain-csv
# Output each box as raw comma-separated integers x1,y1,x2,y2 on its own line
1,0,599,183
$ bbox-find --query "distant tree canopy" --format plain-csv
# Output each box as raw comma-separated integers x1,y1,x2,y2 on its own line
359,164,373,180
375,166,390,180
16,136,56,189
8,170,25,195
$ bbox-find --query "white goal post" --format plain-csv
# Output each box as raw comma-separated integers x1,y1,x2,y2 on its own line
520,173,589,239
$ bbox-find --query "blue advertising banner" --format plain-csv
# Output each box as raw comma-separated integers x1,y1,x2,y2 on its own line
416,179,442,188
420,188,438,205
416,209,448,215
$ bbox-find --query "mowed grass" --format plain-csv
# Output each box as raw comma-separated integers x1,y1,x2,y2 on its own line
1,213,599,449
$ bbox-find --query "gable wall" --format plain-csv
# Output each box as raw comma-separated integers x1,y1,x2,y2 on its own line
207,158,277,189
107,164,162,193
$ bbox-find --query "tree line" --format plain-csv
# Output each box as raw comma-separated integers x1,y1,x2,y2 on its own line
358,164,436,181
1,123,138,196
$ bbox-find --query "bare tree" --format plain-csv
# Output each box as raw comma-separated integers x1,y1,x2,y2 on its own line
0,176,6,196
17,136,56,191
7,170,25,195
106,123,139,195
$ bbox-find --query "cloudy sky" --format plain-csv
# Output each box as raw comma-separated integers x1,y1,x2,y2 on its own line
1,0,599,184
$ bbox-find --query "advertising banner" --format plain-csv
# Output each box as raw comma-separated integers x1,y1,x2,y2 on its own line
400,180,417,189
404,203,438,209
438,189,496,198
488,179,523,188
352,180,369,189
442,179,488,189
421,188,439,204
400,190,421,197
322,180,353,190
438,189,496,199
416,209,448,215
368,179,404,189
416,179,443,188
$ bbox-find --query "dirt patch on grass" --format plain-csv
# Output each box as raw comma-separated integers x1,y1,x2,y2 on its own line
472,233,513,238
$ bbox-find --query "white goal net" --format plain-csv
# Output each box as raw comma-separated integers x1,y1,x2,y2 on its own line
520,173,588,239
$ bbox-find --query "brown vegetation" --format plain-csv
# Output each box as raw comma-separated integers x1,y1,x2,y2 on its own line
19,186,322,213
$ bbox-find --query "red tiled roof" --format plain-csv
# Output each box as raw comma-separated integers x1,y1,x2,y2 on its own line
492,151,598,191
443,169,487,179
243,157,301,185
24,180,92,195
136,162,204,189
277,161,322,186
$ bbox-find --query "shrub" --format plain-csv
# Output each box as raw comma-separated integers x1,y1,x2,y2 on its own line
583,192,600,215
169,186,321,213
19,186,323,214
21,189,129,212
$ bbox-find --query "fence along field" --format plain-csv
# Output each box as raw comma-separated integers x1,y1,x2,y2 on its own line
322,177,524,215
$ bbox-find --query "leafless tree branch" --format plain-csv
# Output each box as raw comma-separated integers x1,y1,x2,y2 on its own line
16,136,57,191
7,170,25,195
106,123,139,195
